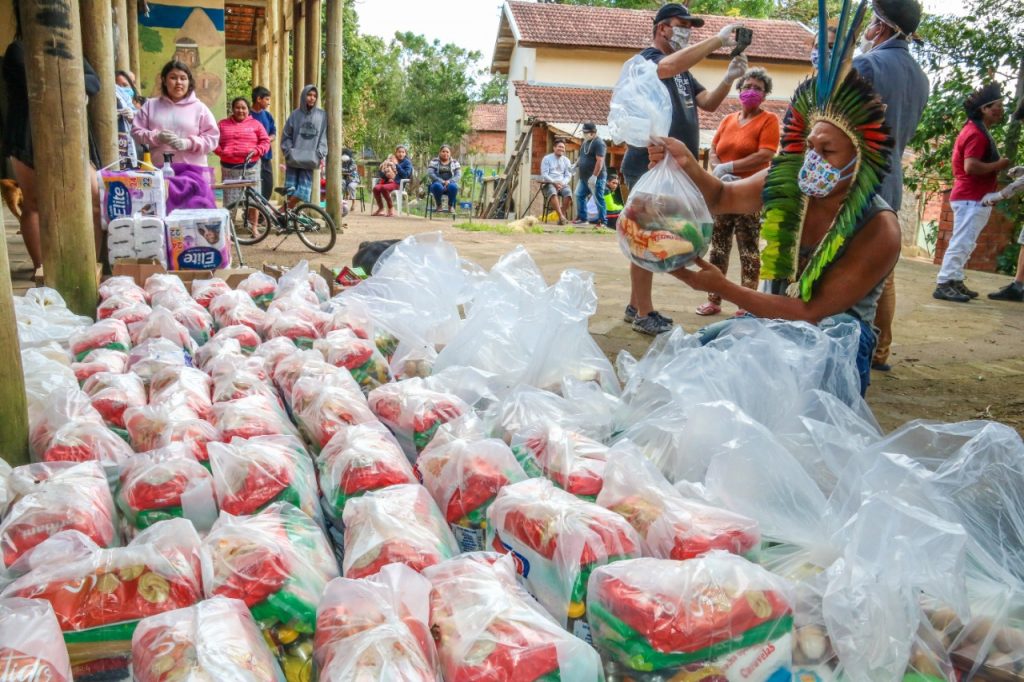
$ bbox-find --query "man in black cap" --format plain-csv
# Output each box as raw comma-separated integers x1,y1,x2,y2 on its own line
574,121,608,228
852,0,930,371
934,83,1010,303
620,3,749,336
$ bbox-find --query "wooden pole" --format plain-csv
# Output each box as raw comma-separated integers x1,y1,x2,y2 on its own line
126,0,140,78
303,0,321,88
20,0,99,316
81,0,120,168
274,0,288,190
0,221,30,467
113,0,130,72
293,0,306,102
325,0,342,226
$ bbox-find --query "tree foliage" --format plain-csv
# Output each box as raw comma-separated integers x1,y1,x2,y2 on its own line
478,74,509,104
225,59,252,115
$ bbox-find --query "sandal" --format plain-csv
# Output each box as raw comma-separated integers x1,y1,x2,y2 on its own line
695,302,722,316
371,208,385,216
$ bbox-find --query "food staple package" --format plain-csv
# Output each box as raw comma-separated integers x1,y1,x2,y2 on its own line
212,394,300,442
598,450,760,560
69,319,132,361
341,483,458,580
0,597,73,682
116,445,217,537
29,387,133,468
131,596,285,682
424,553,603,682
512,424,609,501
315,328,393,393
293,375,377,452
165,208,232,270
486,477,640,641
1,461,116,568
0,519,203,678
81,370,147,435
417,435,528,552
314,563,438,681
201,503,339,682
208,434,320,521
367,378,470,457
588,553,795,681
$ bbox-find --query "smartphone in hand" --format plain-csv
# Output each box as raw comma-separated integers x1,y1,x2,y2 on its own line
731,27,753,57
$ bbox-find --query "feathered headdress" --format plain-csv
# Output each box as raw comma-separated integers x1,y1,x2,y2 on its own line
759,0,893,301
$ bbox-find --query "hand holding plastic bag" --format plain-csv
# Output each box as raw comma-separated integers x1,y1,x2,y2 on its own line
608,55,672,147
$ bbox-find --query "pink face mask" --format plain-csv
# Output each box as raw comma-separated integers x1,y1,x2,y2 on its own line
739,89,765,108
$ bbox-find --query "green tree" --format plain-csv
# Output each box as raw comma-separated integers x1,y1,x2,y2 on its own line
225,58,252,115
478,74,508,104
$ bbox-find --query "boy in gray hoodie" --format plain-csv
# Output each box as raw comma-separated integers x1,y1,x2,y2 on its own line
281,84,328,207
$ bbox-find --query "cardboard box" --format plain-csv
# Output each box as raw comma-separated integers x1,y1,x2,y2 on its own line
262,263,289,279
213,267,260,288
34,263,104,288
320,264,366,296
111,258,215,288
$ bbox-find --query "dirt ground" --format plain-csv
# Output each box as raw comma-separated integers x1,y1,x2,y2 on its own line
8,209,1023,435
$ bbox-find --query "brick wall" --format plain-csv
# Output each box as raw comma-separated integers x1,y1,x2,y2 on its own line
465,131,506,155
932,190,1015,272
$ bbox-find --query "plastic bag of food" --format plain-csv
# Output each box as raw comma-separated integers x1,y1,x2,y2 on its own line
99,275,148,302
150,366,213,419
314,563,438,681
512,424,609,500
208,434,320,520
150,287,197,312
418,436,528,552
617,153,714,273
213,394,300,442
315,328,392,392
191,277,232,308
425,552,603,682
273,352,358,414
255,336,299,375
608,54,672,147
367,379,470,457
342,484,458,580
28,388,134,468
1,461,116,567
487,477,639,640
293,376,376,451
170,301,215,347
0,519,203,676
69,319,131,361
588,553,794,679
201,503,339,682
71,348,128,384
210,290,268,332
127,337,194,384
598,447,760,561
145,272,190,300
238,271,279,309
109,301,153,327
116,445,217,536
21,346,77,413
97,292,149,320
129,307,197,355
324,297,376,341
262,305,329,349
0,597,73,682
212,367,281,406
81,370,147,433
212,322,263,353
132,596,285,682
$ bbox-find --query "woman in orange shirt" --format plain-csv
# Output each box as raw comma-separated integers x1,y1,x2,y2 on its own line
696,67,780,316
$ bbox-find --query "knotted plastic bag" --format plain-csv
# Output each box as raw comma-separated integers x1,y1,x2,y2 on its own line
608,55,671,147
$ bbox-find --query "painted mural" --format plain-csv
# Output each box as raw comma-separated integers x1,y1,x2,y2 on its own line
139,0,227,117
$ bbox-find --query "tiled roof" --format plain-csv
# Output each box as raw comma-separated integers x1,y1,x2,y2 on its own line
512,81,790,132
506,1,811,63
471,103,508,132
225,3,264,46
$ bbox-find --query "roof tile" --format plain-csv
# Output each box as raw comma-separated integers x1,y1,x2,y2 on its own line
471,103,508,132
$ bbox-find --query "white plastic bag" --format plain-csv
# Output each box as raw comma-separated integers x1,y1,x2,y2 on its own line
0,597,73,682
608,54,672,147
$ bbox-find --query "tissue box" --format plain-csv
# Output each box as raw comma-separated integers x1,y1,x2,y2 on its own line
106,214,167,267
98,170,167,227
166,209,232,271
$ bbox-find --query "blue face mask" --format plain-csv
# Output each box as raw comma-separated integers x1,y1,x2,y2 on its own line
116,85,135,102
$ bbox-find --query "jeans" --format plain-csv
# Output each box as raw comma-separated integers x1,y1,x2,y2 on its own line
575,175,606,224
430,181,458,208
937,200,992,283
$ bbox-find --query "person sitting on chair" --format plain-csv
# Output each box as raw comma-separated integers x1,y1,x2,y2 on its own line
342,147,360,201
604,175,624,224
540,140,573,225
427,144,461,212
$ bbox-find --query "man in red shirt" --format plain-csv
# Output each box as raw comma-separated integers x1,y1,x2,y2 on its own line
934,83,1010,302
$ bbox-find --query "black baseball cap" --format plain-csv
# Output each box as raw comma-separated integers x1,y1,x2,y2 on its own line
582,122,597,132
872,0,922,36
653,3,705,28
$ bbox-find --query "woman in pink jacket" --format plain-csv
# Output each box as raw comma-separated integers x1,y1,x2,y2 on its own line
214,97,271,207
131,60,219,167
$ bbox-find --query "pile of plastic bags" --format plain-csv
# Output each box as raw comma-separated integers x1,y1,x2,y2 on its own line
4,232,1024,682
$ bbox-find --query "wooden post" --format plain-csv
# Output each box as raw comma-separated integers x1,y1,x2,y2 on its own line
20,0,99,316
126,0,140,78
113,0,131,72
81,0,119,168
304,0,321,88
0,223,30,466
274,0,288,189
325,0,342,226
293,0,306,102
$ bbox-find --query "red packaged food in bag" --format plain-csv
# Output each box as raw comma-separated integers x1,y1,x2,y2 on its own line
191,277,232,308
513,424,609,501
212,395,299,442
210,291,268,333
149,366,213,420
237,271,278,309
99,275,148,303
29,389,133,467
71,348,128,384
367,379,469,456
69,319,131,361
109,301,153,326
97,293,148,320
316,328,392,392
144,273,189,300
82,371,147,430
211,323,263,353
117,445,217,536
208,434,320,520
294,376,376,450
0,597,73,682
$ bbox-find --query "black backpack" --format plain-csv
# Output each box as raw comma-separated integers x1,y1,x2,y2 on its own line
352,239,400,274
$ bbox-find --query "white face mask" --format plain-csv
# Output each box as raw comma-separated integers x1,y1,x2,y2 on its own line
669,26,691,51
858,35,874,54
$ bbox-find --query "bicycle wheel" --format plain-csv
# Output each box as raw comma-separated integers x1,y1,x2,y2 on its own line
292,202,337,253
226,196,275,245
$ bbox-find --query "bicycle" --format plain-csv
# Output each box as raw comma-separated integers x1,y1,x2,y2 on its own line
223,154,337,254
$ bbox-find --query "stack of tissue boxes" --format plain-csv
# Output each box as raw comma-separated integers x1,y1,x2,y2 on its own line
165,208,232,270
106,214,168,267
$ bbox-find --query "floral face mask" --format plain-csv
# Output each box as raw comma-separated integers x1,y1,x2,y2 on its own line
797,149,856,198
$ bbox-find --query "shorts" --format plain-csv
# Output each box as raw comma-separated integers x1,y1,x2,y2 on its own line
543,183,571,198
285,166,313,202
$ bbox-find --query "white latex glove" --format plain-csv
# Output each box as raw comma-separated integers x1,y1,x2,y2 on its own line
982,176,1024,206
1008,165,1024,180
587,175,597,194
718,22,744,47
119,108,134,122
168,136,188,151
712,162,735,179
156,129,179,144
725,54,748,82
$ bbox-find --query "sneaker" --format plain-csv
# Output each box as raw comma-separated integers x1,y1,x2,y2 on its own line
572,219,588,225
632,311,673,336
623,304,638,323
952,280,979,298
933,282,971,302
871,362,892,372
988,281,1024,301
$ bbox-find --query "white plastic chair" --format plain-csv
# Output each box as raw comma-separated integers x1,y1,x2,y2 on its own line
370,177,411,215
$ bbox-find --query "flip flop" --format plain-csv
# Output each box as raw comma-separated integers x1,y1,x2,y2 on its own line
695,302,721,316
